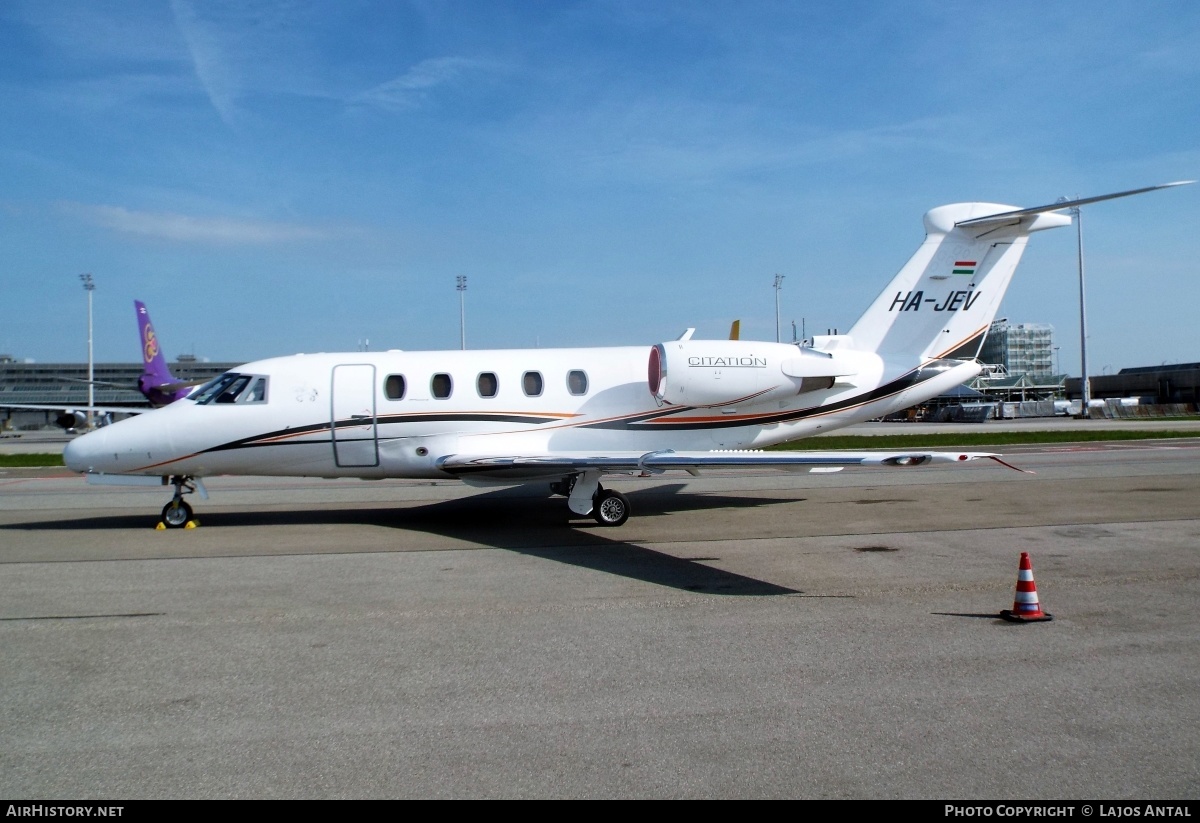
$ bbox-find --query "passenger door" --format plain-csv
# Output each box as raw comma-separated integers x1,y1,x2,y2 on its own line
331,364,379,467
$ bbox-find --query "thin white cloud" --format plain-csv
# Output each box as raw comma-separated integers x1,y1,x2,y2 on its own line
351,57,496,111
515,98,987,186
170,0,241,126
8,2,182,63
67,203,328,245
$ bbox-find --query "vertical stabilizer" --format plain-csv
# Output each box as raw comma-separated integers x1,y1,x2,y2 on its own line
134,300,192,406
135,300,173,382
846,204,1070,363
846,182,1195,365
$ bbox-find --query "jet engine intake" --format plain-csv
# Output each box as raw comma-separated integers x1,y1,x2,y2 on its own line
55,410,89,430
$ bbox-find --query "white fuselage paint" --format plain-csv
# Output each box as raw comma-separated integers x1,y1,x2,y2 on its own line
62,346,979,481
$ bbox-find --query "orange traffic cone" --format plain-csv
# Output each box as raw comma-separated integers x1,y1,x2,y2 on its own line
1000,551,1053,622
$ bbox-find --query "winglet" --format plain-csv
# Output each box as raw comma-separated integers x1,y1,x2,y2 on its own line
986,455,1035,474
728,320,740,340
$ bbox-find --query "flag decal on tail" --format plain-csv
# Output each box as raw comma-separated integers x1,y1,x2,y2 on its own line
951,261,976,275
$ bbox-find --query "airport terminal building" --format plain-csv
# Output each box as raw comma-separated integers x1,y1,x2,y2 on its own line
0,355,235,430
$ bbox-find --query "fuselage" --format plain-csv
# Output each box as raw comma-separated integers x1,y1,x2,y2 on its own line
62,344,979,481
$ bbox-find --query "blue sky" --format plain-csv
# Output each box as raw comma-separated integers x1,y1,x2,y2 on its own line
2,1,1197,375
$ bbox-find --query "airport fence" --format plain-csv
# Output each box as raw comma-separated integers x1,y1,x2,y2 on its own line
1087,401,1199,419
997,400,1060,419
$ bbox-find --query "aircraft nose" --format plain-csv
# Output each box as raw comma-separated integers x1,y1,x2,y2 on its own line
63,428,107,473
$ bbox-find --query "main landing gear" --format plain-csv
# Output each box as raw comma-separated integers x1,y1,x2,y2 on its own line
550,471,630,527
160,475,203,529
592,487,630,527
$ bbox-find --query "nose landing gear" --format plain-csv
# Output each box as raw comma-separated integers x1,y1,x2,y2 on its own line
159,475,203,529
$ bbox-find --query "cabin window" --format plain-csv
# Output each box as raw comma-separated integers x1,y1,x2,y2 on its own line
192,373,238,404
522,371,543,397
431,373,453,399
384,374,406,400
244,377,268,403
191,373,268,405
477,372,498,398
567,370,589,396
215,376,250,403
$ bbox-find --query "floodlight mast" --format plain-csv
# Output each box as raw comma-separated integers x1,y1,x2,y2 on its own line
773,274,784,343
456,275,467,350
79,273,95,429
1072,204,1090,415
1055,196,1090,416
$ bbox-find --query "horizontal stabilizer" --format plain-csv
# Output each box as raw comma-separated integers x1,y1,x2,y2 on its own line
956,181,1195,229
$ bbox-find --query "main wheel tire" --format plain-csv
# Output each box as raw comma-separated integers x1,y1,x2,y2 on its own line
592,489,629,527
161,500,193,528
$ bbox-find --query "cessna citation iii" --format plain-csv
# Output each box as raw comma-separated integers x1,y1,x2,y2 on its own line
63,182,1193,528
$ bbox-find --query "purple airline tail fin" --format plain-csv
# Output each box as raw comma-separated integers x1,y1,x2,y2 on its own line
135,300,173,381
134,300,193,406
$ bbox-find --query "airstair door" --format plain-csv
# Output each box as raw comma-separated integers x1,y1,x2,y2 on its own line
331,364,379,468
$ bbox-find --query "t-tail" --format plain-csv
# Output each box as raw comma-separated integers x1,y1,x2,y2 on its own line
134,300,198,406
845,182,1194,370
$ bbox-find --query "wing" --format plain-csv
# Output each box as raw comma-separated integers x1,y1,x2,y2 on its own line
55,376,139,390
55,377,204,393
0,403,152,415
156,379,207,394
437,448,1028,482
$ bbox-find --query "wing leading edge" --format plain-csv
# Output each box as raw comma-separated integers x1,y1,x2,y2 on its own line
436,449,1027,482
0,403,151,414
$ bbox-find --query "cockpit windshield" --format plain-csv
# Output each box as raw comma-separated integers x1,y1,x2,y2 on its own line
190,373,269,405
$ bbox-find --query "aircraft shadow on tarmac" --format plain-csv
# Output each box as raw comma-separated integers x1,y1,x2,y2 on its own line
3,484,803,596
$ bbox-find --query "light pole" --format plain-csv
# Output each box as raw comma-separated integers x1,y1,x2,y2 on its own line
1046,181,1196,415
79,273,95,429
1067,202,1090,416
773,274,784,343
456,275,467,350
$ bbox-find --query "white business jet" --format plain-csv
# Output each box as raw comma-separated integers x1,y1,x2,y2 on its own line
63,183,1193,528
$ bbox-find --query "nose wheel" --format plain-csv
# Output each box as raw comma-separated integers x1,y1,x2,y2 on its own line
159,475,201,529
161,499,194,528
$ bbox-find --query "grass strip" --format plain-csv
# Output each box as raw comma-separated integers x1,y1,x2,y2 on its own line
0,453,66,467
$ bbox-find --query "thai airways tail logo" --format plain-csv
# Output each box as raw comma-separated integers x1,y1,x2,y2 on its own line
144,326,159,362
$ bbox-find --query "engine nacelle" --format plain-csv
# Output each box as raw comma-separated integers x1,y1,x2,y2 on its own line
648,340,859,408
55,410,89,430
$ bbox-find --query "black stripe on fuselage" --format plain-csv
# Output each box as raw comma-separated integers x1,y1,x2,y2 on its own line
579,367,934,431
201,411,569,454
